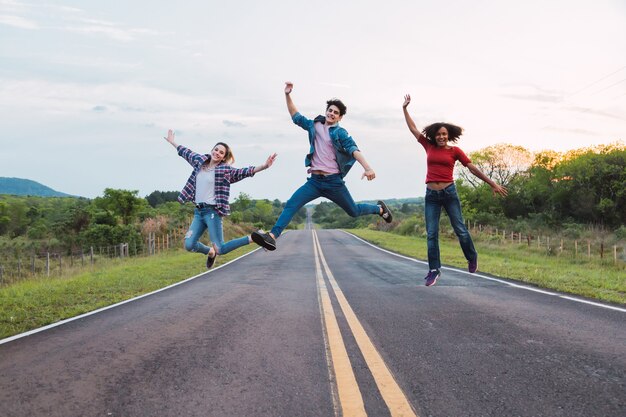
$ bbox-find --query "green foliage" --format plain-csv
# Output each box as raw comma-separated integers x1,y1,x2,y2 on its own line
93,188,147,225
394,216,424,236
454,144,626,229
0,189,294,257
79,224,142,249
145,190,179,207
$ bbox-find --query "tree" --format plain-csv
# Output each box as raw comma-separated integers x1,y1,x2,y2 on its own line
551,146,626,227
94,188,146,225
145,190,179,207
458,143,533,188
231,192,252,212
0,201,10,235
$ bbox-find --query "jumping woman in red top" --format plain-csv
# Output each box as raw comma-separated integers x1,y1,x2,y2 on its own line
402,94,507,286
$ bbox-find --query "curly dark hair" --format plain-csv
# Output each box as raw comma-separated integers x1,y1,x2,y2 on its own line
326,98,347,116
422,122,464,144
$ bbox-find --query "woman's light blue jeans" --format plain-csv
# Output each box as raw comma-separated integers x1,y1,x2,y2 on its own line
184,206,249,255
424,184,476,270
270,174,380,238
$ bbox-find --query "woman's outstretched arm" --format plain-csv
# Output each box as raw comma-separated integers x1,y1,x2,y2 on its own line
402,94,425,141
466,163,508,197
164,129,178,148
253,153,278,174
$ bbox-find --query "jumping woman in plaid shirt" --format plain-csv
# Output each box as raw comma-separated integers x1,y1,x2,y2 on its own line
164,129,277,269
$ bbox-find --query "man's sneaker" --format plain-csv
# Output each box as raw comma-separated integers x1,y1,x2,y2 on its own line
206,253,217,269
468,258,478,273
424,270,440,287
378,200,393,223
251,230,276,251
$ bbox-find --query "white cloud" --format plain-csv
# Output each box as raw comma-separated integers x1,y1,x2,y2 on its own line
0,14,37,29
63,24,158,42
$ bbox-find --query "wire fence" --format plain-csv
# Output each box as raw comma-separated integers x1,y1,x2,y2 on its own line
0,225,190,286
466,221,626,266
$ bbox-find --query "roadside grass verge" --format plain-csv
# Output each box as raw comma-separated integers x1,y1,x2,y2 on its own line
346,228,625,305
0,246,256,340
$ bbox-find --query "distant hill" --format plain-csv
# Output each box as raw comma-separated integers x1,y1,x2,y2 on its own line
0,177,73,197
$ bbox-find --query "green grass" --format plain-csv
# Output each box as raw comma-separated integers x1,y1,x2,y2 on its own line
0,246,256,339
346,229,626,305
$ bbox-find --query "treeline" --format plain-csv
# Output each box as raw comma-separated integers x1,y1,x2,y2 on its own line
0,189,303,255
313,143,626,239
456,142,625,230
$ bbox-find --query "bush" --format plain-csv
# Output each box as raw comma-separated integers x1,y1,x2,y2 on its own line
615,226,626,242
393,217,423,236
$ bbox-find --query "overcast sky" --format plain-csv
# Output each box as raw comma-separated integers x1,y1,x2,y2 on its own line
1,0,625,202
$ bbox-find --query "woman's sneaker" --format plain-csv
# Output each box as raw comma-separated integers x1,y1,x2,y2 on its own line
468,258,478,273
206,253,217,269
251,230,276,251
424,270,440,287
378,200,393,223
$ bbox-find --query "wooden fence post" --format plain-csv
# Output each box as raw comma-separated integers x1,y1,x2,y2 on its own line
614,245,618,264
46,252,50,277
90,246,94,265
587,240,591,258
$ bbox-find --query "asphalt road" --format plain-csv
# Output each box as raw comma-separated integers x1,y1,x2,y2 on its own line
1,229,624,417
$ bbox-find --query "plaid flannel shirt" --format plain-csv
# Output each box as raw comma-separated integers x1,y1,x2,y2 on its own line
176,145,255,217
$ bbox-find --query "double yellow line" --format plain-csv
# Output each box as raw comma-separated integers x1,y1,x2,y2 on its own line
313,230,418,417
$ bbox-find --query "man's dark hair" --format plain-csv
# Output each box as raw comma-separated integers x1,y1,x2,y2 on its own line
326,98,347,116
422,122,464,144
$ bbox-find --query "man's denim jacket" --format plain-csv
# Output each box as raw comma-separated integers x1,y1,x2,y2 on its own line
292,112,359,178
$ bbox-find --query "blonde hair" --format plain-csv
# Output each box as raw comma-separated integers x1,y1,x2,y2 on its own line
213,142,235,165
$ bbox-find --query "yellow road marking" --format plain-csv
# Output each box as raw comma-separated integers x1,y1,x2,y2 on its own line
313,230,418,417
313,233,367,417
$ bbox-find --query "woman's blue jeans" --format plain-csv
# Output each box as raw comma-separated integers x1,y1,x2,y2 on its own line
270,174,380,238
184,206,249,255
424,184,476,270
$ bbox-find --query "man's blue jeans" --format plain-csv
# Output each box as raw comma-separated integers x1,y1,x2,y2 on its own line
424,184,476,270
270,174,380,238
184,206,249,255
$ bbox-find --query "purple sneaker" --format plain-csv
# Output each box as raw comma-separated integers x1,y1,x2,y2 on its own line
424,270,440,287
468,258,478,273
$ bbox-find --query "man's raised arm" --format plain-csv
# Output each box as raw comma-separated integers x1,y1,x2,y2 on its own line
284,81,298,117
